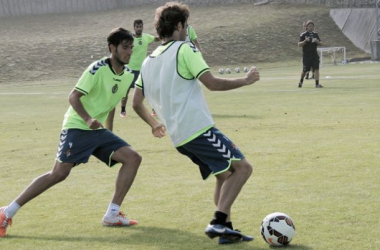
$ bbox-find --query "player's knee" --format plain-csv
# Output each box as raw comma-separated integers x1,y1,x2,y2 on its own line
122,150,142,168
49,170,70,183
243,162,253,178
132,152,142,167
234,161,253,179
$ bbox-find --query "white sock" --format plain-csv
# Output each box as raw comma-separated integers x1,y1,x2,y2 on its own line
105,203,120,217
5,201,21,218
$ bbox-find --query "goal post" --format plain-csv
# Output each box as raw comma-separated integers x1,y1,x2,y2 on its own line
317,47,347,66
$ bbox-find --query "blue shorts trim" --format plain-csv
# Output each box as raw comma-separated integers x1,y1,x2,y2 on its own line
176,127,244,180
56,129,129,167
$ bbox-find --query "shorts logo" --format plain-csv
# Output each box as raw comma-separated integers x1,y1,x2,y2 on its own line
112,84,118,94
204,130,232,159
65,142,73,158
66,149,71,157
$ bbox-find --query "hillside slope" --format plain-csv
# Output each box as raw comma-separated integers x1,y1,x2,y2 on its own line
0,3,368,83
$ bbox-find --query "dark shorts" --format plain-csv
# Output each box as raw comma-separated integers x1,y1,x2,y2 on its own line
302,55,319,72
56,129,129,167
129,70,140,89
303,56,320,72
176,127,244,180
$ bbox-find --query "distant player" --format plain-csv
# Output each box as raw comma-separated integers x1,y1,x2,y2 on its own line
186,24,202,52
0,28,141,237
120,19,160,118
298,20,323,88
132,2,260,244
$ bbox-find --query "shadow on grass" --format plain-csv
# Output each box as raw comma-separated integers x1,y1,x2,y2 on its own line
5,226,312,250
212,114,261,119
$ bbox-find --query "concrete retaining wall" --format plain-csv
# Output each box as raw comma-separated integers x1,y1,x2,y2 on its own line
0,0,377,17
330,8,379,53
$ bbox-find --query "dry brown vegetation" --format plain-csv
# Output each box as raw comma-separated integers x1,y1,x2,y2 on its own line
0,3,368,83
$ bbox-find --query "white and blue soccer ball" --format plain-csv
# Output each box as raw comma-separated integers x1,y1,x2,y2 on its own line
235,67,240,73
244,66,249,72
260,212,295,247
225,68,231,74
218,68,224,74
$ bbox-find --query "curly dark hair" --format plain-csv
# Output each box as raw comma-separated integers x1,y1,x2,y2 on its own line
154,2,190,39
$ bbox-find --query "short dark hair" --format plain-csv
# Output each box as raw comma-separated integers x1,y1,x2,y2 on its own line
107,27,133,52
134,19,143,26
154,2,190,39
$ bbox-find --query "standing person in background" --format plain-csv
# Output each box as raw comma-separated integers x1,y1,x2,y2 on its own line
132,2,260,245
120,19,160,118
0,27,141,238
186,24,202,52
298,20,323,88
301,21,314,80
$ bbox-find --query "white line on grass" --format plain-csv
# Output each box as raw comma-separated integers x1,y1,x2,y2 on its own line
0,92,65,95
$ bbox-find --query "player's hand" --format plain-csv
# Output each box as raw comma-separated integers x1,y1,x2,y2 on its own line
152,123,166,138
86,118,104,130
305,36,310,42
245,66,260,85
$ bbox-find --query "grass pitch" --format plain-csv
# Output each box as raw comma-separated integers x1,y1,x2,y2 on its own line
0,62,379,250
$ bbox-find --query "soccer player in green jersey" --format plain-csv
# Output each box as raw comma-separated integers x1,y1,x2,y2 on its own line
132,2,260,244
0,28,141,237
120,19,160,118
186,24,202,52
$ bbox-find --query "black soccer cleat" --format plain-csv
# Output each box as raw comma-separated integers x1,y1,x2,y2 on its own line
218,230,254,244
205,224,243,243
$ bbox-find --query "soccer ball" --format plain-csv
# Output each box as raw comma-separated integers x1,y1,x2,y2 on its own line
260,212,295,247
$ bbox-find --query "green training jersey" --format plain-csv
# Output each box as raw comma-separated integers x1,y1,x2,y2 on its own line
62,58,134,130
127,33,155,71
186,25,198,42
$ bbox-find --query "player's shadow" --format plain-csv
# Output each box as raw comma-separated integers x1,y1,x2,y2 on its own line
6,226,312,250
212,114,261,119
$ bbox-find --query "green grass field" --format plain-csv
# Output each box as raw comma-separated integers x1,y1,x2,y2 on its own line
0,62,379,249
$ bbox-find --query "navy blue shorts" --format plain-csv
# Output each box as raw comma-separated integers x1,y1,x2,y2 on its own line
128,70,140,89
176,127,244,180
56,129,129,167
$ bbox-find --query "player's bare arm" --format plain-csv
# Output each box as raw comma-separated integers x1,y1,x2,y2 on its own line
298,36,310,47
192,39,202,52
132,88,166,138
199,67,260,91
69,89,104,130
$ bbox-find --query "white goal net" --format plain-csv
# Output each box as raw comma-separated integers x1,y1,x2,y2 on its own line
317,47,347,66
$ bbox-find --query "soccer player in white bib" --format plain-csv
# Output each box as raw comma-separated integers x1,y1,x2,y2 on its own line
0,28,142,237
132,2,260,244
